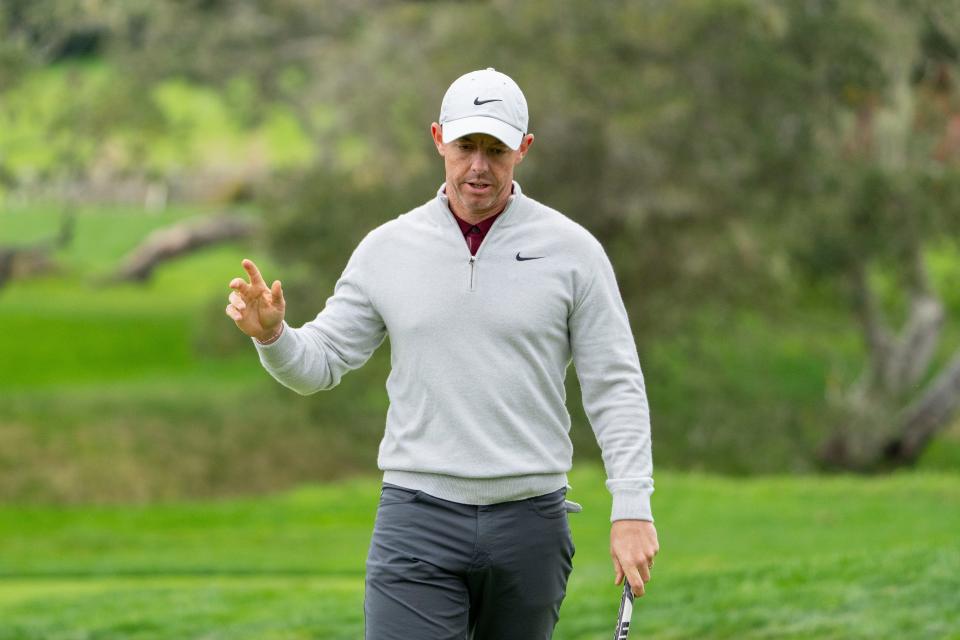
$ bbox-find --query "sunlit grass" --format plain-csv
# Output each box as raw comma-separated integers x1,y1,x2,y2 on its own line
0,466,956,639
0,204,277,387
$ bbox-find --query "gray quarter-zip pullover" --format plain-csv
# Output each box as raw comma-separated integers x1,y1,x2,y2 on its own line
253,182,654,521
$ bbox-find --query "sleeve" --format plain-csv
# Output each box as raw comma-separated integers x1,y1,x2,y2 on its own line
252,239,387,395
568,239,654,522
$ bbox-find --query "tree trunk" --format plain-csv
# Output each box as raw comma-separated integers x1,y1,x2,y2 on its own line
0,211,73,289
818,250,954,471
108,214,258,283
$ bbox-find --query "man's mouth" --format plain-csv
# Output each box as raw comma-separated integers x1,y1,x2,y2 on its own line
465,181,492,193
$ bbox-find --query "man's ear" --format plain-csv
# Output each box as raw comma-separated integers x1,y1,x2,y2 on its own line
430,122,445,156
516,133,535,163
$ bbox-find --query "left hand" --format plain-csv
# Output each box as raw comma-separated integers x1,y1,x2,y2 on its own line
610,519,659,597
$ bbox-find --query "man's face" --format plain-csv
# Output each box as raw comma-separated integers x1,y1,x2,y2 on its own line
431,123,534,221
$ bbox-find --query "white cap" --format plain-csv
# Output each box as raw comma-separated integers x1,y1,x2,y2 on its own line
439,68,528,150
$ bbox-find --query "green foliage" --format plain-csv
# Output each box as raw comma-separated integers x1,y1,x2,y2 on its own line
0,467,957,638
218,0,960,467
188,0,959,339
0,0,112,89
259,166,437,291
0,63,314,195
5,2,960,317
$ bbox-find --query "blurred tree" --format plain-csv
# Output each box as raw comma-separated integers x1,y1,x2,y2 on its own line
0,0,107,88
790,4,960,470
115,0,960,470
10,0,960,471
0,1,168,199
309,0,960,471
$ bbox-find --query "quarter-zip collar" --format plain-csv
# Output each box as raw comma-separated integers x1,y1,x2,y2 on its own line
434,181,524,292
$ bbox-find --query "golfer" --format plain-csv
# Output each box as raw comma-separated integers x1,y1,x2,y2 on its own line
226,68,658,639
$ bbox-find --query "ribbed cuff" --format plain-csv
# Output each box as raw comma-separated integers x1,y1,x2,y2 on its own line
251,320,296,367
255,322,285,345
610,489,654,523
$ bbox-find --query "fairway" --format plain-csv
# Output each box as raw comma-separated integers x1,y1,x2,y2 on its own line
1,466,957,639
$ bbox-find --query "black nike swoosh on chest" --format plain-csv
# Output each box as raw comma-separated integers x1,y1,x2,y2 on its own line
516,252,545,261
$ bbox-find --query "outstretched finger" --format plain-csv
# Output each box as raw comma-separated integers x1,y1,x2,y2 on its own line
242,259,267,288
271,280,284,307
229,277,251,296
225,304,242,322
228,291,246,310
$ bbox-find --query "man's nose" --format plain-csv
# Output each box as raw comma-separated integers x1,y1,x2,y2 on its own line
469,149,490,172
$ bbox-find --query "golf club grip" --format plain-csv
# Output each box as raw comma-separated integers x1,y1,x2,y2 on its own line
613,581,635,639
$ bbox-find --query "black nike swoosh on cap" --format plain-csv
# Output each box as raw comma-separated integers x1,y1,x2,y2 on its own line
474,97,503,105
516,252,545,261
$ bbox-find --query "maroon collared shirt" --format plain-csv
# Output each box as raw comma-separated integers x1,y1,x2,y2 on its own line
450,209,503,255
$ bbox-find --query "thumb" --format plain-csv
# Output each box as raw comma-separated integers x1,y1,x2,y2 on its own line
271,280,284,306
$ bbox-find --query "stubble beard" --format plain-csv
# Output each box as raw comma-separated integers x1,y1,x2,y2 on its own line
451,179,507,221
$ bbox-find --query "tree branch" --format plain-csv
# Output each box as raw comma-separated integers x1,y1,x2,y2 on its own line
885,348,960,464
108,215,258,283
884,247,944,392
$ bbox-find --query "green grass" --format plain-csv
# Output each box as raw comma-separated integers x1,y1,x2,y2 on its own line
0,204,273,387
0,466,957,639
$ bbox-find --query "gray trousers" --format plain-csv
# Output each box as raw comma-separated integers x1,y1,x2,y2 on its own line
364,483,576,639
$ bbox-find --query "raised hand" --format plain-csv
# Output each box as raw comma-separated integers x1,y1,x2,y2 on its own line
225,259,286,342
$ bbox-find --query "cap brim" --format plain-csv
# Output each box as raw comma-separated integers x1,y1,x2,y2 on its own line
441,116,523,150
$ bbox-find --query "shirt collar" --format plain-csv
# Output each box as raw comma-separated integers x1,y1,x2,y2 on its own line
450,208,499,236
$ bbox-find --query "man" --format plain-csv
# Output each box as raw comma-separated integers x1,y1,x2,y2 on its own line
225,68,658,639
